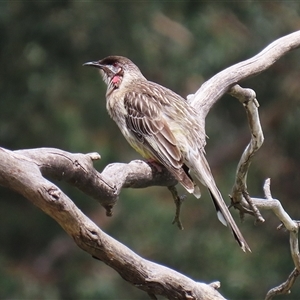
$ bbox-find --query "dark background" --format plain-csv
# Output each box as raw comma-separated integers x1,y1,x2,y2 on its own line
1,1,300,299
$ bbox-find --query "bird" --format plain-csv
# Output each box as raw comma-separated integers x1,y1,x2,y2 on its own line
83,55,250,252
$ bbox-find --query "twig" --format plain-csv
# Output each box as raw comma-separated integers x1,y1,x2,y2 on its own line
245,179,300,299
251,180,297,233
265,268,300,300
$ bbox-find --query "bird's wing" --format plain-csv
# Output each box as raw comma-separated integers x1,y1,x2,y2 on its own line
124,91,195,193
124,91,181,167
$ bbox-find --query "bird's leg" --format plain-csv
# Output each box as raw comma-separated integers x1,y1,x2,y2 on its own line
168,185,186,230
147,159,186,228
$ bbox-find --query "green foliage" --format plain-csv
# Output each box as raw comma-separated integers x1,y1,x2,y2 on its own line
1,1,300,299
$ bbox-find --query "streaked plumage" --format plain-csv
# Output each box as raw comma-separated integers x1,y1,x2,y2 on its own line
84,55,250,252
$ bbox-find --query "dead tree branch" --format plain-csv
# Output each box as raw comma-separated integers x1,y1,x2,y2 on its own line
229,84,264,222
254,179,300,300
0,147,224,299
1,30,300,298
221,33,300,297
13,148,177,215
226,80,300,298
189,30,300,120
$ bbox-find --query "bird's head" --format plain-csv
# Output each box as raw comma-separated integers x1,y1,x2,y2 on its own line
83,56,144,89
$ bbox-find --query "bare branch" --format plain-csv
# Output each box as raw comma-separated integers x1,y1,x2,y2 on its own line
191,31,300,298
189,30,300,119
265,268,300,300
229,85,264,223
14,148,177,216
251,180,300,299
238,178,300,299
0,147,224,299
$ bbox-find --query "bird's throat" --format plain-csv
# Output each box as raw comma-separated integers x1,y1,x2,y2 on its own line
112,75,121,85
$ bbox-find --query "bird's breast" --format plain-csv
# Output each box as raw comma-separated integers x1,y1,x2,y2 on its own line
106,92,134,141
106,90,126,119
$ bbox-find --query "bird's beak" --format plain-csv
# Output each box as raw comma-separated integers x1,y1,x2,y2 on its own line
82,61,103,68
83,61,115,77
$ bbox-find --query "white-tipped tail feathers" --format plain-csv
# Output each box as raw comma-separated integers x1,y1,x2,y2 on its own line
188,151,251,252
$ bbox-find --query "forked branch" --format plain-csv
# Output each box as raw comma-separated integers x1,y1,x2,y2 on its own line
0,147,224,299
260,179,300,300
227,82,300,299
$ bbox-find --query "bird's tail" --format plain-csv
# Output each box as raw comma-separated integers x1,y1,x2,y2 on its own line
190,151,251,252
208,186,251,252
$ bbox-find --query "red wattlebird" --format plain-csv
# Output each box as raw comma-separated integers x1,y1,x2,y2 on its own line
84,56,250,252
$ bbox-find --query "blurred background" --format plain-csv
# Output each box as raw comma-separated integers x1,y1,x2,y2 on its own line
0,1,300,299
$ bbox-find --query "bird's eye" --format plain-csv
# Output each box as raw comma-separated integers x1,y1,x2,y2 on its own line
113,62,118,68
